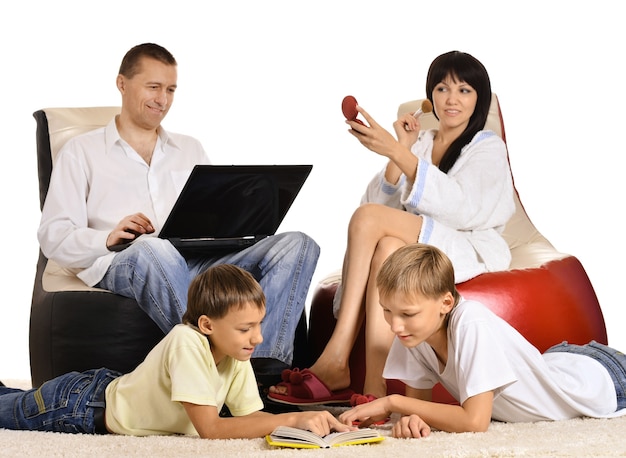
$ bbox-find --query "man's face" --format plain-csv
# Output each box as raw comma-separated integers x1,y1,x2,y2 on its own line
117,56,177,131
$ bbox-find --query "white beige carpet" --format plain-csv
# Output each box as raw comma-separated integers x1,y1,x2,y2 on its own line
1,379,625,457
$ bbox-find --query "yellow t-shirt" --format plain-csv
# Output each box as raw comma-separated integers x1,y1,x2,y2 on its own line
104,324,264,436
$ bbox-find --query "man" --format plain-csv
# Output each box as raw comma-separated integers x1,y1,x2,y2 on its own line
37,43,319,387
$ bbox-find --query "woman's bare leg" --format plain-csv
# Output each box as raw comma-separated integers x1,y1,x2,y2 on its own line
271,204,422,394
362,235,407,398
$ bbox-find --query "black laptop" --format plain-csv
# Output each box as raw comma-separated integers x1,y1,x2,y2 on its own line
157,164,312,253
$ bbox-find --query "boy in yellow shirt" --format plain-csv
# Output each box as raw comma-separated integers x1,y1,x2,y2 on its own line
0,265,350,439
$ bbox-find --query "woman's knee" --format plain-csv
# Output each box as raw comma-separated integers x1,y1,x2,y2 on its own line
348,203,386,237
350,203,384,225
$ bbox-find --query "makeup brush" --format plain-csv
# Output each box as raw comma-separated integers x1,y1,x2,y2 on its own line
405,99,433,131
413,99,433,118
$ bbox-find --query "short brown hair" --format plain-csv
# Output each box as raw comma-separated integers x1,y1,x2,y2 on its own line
118,43,177,79
183,264,265,325
377,243,460,303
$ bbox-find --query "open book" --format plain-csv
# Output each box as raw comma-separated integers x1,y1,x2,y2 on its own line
265,425,384,449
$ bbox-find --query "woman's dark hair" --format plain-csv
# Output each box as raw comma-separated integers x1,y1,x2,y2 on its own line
118,43,177,79
425,51,491,173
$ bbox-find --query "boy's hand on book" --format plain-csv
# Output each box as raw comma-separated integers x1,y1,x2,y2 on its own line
293,411,355,437
392,414,431,439
338,397,390,428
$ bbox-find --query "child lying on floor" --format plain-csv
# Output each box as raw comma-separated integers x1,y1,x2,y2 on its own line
338,243,626,438
0,264,352,439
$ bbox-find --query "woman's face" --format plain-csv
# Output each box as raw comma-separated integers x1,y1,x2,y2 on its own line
432,75,478,132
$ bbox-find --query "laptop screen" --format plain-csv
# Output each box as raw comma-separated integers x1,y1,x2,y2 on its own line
158,164,312,241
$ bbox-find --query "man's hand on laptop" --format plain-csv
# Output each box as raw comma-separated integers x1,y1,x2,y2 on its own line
107,213,155,251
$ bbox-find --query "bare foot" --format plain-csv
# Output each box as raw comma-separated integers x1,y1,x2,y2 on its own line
362,377,388,400
308,360,350,392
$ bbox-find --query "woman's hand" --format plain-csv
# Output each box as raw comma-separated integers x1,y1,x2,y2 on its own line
347,105,419,183
392,414,431,438
393,112,421,147
346,106,403,159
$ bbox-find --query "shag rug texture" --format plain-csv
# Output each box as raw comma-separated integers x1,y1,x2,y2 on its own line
1,379,625,457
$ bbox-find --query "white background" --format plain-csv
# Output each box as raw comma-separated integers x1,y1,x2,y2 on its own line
1,0,623,381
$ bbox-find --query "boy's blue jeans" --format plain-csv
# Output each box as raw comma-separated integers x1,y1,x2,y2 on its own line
545,340,626,410
96,231,319,366
0,368,120,433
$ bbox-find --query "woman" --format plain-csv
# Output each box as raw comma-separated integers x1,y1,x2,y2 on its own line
269,51,515,404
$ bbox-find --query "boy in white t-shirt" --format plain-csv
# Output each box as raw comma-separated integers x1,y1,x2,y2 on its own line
0,265,352,439
338,244,626,438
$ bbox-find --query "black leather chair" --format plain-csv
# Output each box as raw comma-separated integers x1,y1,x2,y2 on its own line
30,107,165,387
30,107,309,387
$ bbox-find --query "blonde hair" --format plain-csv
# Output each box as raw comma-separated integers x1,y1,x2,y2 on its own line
377,244,460,303
182,264,265,325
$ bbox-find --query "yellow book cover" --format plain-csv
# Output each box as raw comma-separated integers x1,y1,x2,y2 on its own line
265,426,384,449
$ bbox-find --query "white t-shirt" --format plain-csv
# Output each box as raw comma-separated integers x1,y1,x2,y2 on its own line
37,118,210,286
105,324,263,436
384,298,626,422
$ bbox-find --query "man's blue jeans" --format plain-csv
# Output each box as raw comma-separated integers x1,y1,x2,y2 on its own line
96,231,319,366
0,368,120,433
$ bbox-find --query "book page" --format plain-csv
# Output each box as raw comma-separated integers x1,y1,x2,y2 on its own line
269,426,327,447
324,428,382,446
266,426,383,449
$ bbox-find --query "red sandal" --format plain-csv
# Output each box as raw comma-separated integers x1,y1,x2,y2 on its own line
267,368,355,406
